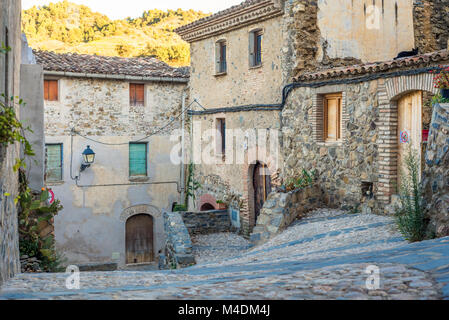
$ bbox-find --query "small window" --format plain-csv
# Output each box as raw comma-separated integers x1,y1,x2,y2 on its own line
216,118,226,156
129,83,145,106
45,144,63,182
249,30,263,67
44,80,58,101
129,143,148,176
324,94,343,142
215,40,227,74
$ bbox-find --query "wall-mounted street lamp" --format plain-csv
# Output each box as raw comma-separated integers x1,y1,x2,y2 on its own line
80,145,96,172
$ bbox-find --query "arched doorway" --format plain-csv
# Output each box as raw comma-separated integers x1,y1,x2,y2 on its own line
200,203,215,211
253,161,272,224
125,214,154,264
397,91,423,187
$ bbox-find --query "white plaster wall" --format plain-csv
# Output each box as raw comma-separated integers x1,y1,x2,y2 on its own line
317,0,415,62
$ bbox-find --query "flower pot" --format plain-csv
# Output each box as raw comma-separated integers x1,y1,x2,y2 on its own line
217,203,227,210
441,88,449,99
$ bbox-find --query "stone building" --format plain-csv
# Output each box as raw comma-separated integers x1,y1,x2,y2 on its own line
0,0,22,287
176,0,433,236
0,1,45,286
34,51,189,267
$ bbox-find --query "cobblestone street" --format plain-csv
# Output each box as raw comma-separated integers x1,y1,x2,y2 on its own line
1,209,449,300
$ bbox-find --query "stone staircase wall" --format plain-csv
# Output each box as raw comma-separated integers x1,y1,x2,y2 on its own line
162,212,196,269
250,184,324,244
423,103,449,237
180,210,232,236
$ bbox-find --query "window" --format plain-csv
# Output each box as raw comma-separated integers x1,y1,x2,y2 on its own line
45,144,63,182
129,83,145,106
216,118,226,156
215,40,227,74
129,143,148,176
324,93,343,142
44,80,59,101
249,30,263,67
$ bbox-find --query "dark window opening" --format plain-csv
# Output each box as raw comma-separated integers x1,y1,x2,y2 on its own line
217,118,226,156
218,41,227,73
361,182,374,199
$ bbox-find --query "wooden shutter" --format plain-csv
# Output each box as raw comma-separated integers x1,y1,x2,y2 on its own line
46,144,62,181
215,42,221,73
249,31,255,67
49,80,58,101
130,84,144,106
135,84,144,106
129,83,136,105
129,143,147,176
44,80,58,101
324,94,342,142
44,80,49,101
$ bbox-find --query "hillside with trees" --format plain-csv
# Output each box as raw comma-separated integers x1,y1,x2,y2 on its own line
22,0,210,66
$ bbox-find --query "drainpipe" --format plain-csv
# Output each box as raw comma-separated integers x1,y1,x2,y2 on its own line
180,87,189,204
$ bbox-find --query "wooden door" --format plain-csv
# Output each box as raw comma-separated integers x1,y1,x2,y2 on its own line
126,214,154,264
397,91,422,187
253,162,272,224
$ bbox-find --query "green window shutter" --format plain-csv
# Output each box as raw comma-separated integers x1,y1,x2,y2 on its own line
129,143,147,176
46,144,62,181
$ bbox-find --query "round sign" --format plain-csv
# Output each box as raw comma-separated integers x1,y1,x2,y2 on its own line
48,189,55,204
400,131,409,144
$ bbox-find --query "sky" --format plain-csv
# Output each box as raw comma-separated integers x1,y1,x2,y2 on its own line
22,0,244,19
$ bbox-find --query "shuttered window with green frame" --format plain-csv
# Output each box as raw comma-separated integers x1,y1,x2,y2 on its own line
129,143,148,176
45,144,63,182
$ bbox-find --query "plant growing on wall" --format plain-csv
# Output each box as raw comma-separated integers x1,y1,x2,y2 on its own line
431,66,449,99
394,146,429,242
284,169,317,192
17,170,64,272
185,162,201,207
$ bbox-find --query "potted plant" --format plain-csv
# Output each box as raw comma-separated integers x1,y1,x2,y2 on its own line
216,200,227,210
432,66,449,99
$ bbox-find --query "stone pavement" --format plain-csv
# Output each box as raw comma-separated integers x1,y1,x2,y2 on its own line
1,209,449,300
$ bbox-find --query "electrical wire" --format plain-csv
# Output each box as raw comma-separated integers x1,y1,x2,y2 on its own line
71,99,204,146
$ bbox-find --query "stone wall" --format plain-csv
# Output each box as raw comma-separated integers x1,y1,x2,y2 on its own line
414,0,449,53
0,0,22,287
162,212,195,269
180,210,232,235
282,82,381,213
250,184,324,244
285,0,415,77
423,103,449,237
189,15,285,109
44,76,186,267
190,109,282,236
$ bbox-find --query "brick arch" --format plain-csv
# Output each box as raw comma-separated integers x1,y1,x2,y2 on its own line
385,72,438,101
376,72,437,207
199,194,218,211
119,204,161,222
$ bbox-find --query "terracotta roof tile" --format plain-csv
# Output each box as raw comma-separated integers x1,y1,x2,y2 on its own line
295,50,449,82
34,50,190,79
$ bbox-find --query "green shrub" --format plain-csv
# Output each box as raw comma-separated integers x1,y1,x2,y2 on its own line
394,147,428,242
